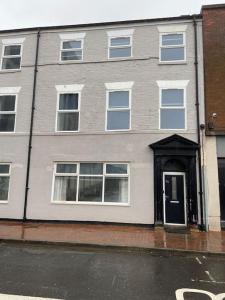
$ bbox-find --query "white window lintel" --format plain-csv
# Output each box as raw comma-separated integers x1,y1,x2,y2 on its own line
59,32,86,40
157,25,187,33
157,80,189,89
105,81,134,90
55,84,84,93
0,87,21,94
2,38,25,45
107,29,134,37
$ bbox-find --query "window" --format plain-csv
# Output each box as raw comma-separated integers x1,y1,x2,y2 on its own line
0,164,10,202
60,40,83,61
0,95,16,132
160,33,185,62
160,89,185,129
107,29,134,59
1,44,22,70
56,93,80,132
109,37,132,58
106,90,131,131
52,163,129,204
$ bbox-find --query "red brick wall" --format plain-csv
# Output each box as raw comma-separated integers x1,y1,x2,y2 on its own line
202,7,225,134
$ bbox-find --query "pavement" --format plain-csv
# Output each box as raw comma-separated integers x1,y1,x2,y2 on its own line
0,242,224,299
0,221,225,254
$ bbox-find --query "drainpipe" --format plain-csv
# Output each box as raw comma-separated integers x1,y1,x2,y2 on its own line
193,16,205,230
23,29,41,221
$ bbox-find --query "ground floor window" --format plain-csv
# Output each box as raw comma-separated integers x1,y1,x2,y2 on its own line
52,162,129,204
0,164,10,202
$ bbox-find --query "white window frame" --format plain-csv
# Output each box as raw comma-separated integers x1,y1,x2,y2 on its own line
107,29,134,59
159,32,186,63
0,91,19,133
0,163,11,203
59,33,86,63
1,38,25,71
105,82,133,132
55,92,81,133
51,162,130,206
157,80,189,131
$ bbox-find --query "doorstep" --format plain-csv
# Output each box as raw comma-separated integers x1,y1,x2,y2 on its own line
0,221,224,255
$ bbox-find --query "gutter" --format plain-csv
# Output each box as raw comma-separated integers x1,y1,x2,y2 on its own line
23,29,41,221
193,16,205,230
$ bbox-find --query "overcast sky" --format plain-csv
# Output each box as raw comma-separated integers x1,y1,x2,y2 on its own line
0,0,224,30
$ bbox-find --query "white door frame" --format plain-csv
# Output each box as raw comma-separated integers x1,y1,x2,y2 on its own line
163,171,187,226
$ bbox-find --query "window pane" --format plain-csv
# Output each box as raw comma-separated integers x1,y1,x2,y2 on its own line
78,176,102,202
2,57,21,69
57,112,79,131
4,45,21,56
160,109,185,129
56,164,77,174
63,41,82,49
107,111,130,130
80,163,103,175
0,177,9,201
61,50,82,61
110,37,130,46
59,94,78,110
0,165,10,174
109,47,131,58
104,177,128,203
106,164,127,174
162,34,183,46
161,89,184,107
0,114,15,132
109,91,129,108
161,47,184,61
0,96,16,111
53,176,77,201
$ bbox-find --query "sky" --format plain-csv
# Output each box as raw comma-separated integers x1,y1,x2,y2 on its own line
0,0,224,30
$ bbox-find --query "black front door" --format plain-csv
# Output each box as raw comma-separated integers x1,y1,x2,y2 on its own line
163,173,186,225
218,159,225,228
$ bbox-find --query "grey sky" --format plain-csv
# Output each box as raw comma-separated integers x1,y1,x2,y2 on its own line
0,0,224,30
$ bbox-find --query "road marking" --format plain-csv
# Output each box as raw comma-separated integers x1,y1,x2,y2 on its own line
0,294,63,300
195,257,202,265
205,270,216,282
191,279,225,285
176,288,225,300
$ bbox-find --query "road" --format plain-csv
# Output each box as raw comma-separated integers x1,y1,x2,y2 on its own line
0,242,224,299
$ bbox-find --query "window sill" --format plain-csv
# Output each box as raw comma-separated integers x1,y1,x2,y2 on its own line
59,60,83,64
51,201,130,207
108,56,133,62
0,69,21,73
0,201,8,204
158,61,187,65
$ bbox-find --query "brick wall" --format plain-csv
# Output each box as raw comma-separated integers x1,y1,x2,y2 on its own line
202,6,225,134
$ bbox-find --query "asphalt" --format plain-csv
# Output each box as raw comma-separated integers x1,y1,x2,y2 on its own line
0,242,225,300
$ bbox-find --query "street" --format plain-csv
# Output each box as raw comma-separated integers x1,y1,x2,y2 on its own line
0,242,224,300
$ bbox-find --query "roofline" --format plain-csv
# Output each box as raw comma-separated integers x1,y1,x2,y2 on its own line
201,3,225,12
0,14,201,34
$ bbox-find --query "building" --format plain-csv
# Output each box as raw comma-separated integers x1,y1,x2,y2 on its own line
202,4,225,230
0,14,206,229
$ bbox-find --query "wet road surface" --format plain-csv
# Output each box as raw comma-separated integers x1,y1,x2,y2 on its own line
0,242,224,299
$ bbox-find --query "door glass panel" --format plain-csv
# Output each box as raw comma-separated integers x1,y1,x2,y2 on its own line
172,176,177,200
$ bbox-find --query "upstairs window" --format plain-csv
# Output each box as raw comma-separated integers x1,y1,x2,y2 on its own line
0,164,10,202
107,90,131,131
61,40,83,61
109,36,132,58
160,33,185,62
0,95,16,132
160,89,185,129
107,29,134,59
1,44,22,70
56,93,80,132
